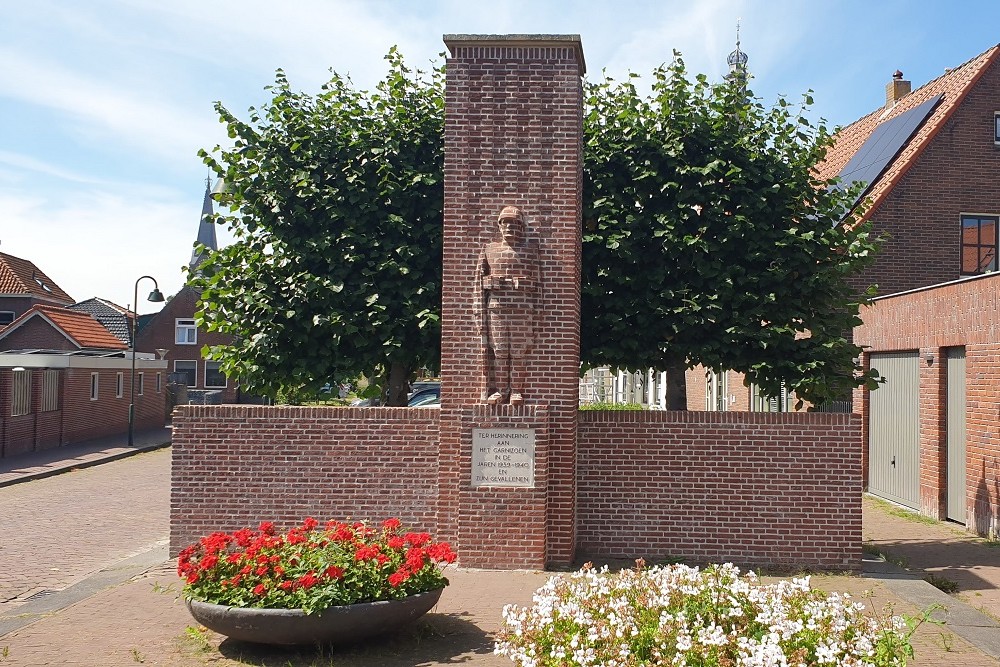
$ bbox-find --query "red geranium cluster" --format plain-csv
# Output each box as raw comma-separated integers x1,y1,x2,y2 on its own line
178,517,456,614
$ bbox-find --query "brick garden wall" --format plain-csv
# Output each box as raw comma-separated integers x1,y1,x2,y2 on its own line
170,406,441,554
577,411,862,570
855,273,1000,535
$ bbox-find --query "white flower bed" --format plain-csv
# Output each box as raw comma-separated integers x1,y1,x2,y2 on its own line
495,562,914,667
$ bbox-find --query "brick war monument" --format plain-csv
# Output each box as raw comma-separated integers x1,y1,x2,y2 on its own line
171,35,862,571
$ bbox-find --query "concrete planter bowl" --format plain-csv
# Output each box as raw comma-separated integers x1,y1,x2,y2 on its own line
185,588,443,646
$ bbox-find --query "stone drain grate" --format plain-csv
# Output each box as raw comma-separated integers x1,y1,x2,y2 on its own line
22,589,57,602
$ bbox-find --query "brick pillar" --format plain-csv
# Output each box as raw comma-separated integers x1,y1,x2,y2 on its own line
439,34,585,568
919,346,946,518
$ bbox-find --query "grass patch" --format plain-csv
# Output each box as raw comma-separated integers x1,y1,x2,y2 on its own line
865,495,940,525
579,401,645,411
924,573,960,594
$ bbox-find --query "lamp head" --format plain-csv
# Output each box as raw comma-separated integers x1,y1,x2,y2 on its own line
147,288,165,303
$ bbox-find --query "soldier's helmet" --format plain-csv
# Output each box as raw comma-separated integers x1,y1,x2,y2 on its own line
497,205,524,225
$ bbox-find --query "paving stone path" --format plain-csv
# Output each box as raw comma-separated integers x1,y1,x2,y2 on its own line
0,449,169,608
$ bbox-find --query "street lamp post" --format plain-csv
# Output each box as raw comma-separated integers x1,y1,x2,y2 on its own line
129,276,165,446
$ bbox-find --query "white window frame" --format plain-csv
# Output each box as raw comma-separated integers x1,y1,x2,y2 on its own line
137,372,144,396
175,318,197,345
116,372,124,398
705,370,728,412
11,370,31,416
41,369,59,412
204,361,227,388
90,373,99,401
174,360,197,387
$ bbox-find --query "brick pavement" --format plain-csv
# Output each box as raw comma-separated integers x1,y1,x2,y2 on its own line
0,449,169,609
863,494,1000,623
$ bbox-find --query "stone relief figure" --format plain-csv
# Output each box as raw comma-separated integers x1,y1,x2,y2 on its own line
474,206,540,406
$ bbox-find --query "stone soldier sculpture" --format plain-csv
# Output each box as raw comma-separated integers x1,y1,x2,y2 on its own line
474,206,540,406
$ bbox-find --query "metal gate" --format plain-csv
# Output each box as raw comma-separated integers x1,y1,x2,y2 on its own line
868,352,920,508
946,347,967,523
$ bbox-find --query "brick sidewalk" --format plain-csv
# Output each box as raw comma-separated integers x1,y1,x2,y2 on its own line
0,559,996,665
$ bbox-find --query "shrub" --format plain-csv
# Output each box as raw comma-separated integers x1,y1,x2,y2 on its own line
495,561,915,666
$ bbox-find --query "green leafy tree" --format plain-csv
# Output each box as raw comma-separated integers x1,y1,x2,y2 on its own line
194,49,443,405
581,55,880,409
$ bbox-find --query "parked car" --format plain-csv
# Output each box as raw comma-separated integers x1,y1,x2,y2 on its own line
407,383,441,407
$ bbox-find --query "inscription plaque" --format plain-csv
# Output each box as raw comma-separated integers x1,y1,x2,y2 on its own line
471,428,535,488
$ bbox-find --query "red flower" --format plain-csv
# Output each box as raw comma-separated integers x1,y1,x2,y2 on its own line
287,530,307,545
355,545,381,562
259,521,276,535
255,565,268,576
278,580,294,591
302,517,319,531
404,532,431,547
387,536,405,550
233,528,255,547
297,572,320,589
324,565,344,580
253,584,266,596
376,554,390,566
382,518,402,531
406,547,426,570
200,555,219,571
388,571,407,587
428,542,457,563
226,554,242,565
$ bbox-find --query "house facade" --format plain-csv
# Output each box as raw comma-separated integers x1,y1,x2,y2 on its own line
0,305,166,458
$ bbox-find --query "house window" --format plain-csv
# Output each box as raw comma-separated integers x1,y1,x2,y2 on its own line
0,311,14,325
994,112,1000,143
116,372,124,398
205,361,227,388
175,319,197,345
751,382,791,412
90,373,99,401
705,370,728,411
41,369,59,412
174,361,197,387
961,214,998,275
11,370,31,416
137,372,144,396
156,372,162,393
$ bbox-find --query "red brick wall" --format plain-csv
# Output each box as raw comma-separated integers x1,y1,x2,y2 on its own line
855,273,1000,534
0,365,165,458
577,411,862,570
441,35,584,567
170,406,441,554
135,286,237,403
0,318,76,352
853,59,1000,296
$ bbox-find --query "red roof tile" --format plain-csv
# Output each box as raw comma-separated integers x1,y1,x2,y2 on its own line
0,252,74,304
0,305,127,350
818,45,1000,222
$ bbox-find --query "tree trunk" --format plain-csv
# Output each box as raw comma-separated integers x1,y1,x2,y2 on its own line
664,356,688,411
382,361,412,407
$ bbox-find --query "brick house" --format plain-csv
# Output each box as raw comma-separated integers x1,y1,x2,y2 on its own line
0,251,74,328
678,44,1000,416
0,305,167,458
134,182,238,403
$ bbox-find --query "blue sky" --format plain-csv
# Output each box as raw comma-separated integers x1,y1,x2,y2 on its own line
2,0,998,312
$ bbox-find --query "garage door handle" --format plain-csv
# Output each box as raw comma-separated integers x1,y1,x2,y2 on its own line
891,456,896,467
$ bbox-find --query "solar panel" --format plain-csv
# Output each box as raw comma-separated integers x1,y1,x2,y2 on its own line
835,94,943,199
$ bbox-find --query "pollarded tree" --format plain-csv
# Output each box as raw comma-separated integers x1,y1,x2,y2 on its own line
581,55,880,409
193,49,443,405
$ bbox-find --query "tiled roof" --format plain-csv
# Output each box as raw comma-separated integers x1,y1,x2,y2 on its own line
0,252,74,304
818,45,1000,222
68,297,134,346
0,305,127,350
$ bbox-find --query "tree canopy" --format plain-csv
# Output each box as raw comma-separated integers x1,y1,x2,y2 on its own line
581,55,879,408
194,49,878,408
193,49,443,405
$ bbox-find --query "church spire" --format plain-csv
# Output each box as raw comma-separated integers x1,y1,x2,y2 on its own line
726,20,749,85
189,177,219,273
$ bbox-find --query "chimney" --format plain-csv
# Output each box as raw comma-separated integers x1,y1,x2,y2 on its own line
886,70,911,107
